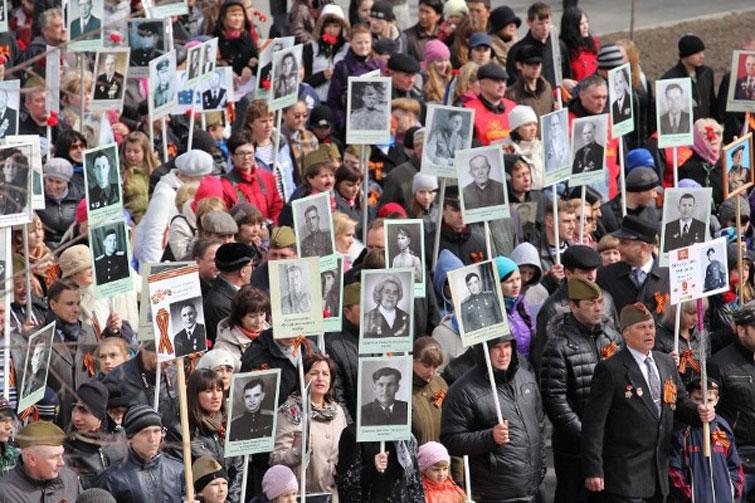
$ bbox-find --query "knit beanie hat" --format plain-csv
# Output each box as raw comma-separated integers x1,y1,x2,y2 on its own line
75,380,109,423
378,202,408,218
417,441,450,472
412,173,438,194
75,488,117,503
193,456,228,493
262,465,299,500
508,105,538,132
718,196,750,226
495,256,518,281
60,245,92,279
122,405,162,438
197,348,240,373
424,39,450,65
75,198,88,223
678,178,702,189
625,148,655,171
43,158,74,182
678,34,704,58
597,44,624,70
443,0,468,18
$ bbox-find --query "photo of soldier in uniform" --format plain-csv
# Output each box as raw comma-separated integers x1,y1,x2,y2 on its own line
385,220,424,285
149,51,178,119
661,189,711,253
293,192,335,258
346,76,392,145
279,262,312,315
92,222,130,285
425,108,472,170
92,51,128,103
541,108,570,183
571,115,607,175
151,56,175,110
0,148,29,219
20,337,49,401
84,145,120,211
702,246,726,293
723,134,753,199
169,297,207,357
359,365,409,427
321,258,343,320
128,20,166,71
228,373,278,441
273,51,299,100
0,84,19,139
359,270,414,352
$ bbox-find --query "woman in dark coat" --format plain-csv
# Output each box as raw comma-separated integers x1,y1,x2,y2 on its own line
215,0,258,87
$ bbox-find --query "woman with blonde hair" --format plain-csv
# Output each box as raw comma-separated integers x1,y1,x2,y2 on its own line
332,211,357,271
119,131,160,224
451,62,479,107
422,39,452,104
614,38,655,150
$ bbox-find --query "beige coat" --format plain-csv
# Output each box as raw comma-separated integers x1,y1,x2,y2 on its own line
270,400,348,501
214,318,271,362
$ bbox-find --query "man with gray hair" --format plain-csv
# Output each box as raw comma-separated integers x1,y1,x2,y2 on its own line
462,154,505,209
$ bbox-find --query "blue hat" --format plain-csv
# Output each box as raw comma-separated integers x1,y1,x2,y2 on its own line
468,32,492,49
625,148,655,171
495,256,518,281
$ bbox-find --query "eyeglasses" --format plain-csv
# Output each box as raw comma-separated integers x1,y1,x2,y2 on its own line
234,150,255,158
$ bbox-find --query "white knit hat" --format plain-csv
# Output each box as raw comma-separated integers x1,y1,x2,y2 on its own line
443,0,468,17
197,348,240,372
412,173,438,194
508,105,538,133
320,4,345,19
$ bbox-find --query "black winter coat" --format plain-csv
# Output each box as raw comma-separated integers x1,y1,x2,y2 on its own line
539,314,622,455
97,449,185,503
440,346,545,502
38,184,83,249
428,223,486,267
661,62,716,122
325,319,359,421
190,426,244,502
64,432,128,489
677,152,724,209
203,276,238,343
597,258,669,320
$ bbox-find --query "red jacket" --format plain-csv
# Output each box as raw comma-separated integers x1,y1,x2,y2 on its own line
220,167,283,224
568,38,600,82
464,95,517,146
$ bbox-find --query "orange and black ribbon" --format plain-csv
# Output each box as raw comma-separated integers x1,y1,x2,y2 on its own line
711,429,731,453
433,389,446,409
677,349,701,375
155,308,174,354
600,341,618,360
654,292,669,314
19,405,40,423
83,352,96,377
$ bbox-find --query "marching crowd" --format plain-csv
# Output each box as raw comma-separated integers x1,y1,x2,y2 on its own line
0,0,753,501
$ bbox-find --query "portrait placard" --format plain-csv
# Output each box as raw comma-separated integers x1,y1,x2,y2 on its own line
321,254,344,333
0,144,32,228
421,105,474,178
255,37,295,99
0,0,8,34
200,38,219,77
148,264,205,361
293,192,335,258
151,0,187,18
89,220,132,299
659,187,712,265
384,219,426,298
656,78,694,148
358,269,414,354
457,145,510,224
608,63,634,138
722,133,753,200
2,138,42,210
83,143,122,226
549,26,563,87
570,114,608,187
346,77,391,145
269,257,323,338
90,49,130,112
225,369,281,456
67,0,104,51
356,355,412,443
17,322,55,412
128,20,167,77
540,108,570,187
185,45,203,87
137,262,192,341
45,46,61,116
725,50,755,113
270,44,304,110
669,237,729,304
0,80,20,141
448,259,509,347
148,50,178,120
197,67,234,110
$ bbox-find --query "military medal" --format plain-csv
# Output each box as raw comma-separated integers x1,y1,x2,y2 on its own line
624,385,633,399
636,387,643,397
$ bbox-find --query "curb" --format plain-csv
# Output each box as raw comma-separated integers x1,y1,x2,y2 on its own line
597,6,755,36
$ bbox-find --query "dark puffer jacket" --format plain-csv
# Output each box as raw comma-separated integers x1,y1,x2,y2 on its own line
539,314,622,455
37,183,83,249
64,432,128,489
325,318,359,421
96,449,184,503
440,341,545,502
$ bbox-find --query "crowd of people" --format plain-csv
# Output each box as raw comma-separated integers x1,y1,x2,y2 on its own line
0,0,753,501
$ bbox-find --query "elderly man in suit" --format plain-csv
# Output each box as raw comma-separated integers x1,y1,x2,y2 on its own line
734,53,755,100
611,68,632,124
94,54,124,101
360,367,408,426
659,83,691,135
173,303,206,356
662,192,706,252
201,71,227,110
572,121,604,174
462,154,505,210
0,89,18,138
70,0,100,40
581,303,715,501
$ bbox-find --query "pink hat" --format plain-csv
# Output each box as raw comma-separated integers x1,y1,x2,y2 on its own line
75,198,88,223
417,441,450,472
262,465,298,500
192,175,226,212
424,39,451,66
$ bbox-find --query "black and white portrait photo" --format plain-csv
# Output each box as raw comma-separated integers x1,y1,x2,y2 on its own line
67,0,102,47
609,64,634,135
269,257,323,338
660,188,712,254
279,262,313,315
357,355,412,441
270,45,303,109
293,192,335,258
541,108,570,185
448,259,509,347
128,20,166,72
186,45,202,82
385,220,425,286
0,80,20,139
91,221,130,285
457,145,509,224
201,38,218,76
422,105,474,177
200,68,231,110
149,51,177,119
0,0,7,34
0,147,30,224
84,144,120,212
726,50,755,113
256,37,294,93
169,297,207,357
92,50,128,105
656,78,693,147
571,114,607,178
345,77,391,145
321,256,343,321
359,270,413,354
701,244,727,293
18,322,55,411
225,369,280,455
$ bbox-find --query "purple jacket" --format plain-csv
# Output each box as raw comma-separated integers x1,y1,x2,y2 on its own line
326,49,380,131
506,295,535,359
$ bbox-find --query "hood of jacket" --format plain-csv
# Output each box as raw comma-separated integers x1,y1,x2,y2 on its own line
509,242,542,285
433,249,464,308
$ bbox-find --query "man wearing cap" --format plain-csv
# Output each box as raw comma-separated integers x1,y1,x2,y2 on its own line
387,54,425,109
581,303,714,501
540,277,622,502
200,211,238,245
464,62,517,146
204,242,256,343
403,0,441,62
38,157,80,249
663,192,707,252
661,34,715,120
434,186,487,266
98,405,185,502
0,422,81,501
504,44,554,118
599,155,660,235
441,334,545,500
307,105,344,155
94,227,129,284
598,214,669,319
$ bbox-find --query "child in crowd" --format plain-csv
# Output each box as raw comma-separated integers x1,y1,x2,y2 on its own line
255,465,299,503
597,235,621,266
497,256,535,359
418,441,466,503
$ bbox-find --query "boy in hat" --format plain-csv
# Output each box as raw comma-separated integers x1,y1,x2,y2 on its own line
489,5,521,67
669,378,743,503
193,456,229,503
505,44,554,119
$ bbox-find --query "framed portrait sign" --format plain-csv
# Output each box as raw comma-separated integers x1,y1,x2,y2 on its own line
90,48,130,112
659,187,712,266
358,269,414,354
269,257,324,338
148,51,178,120
83,143,122,226
447,259,509,347
725,50,755,113
200,38,219,78
4,136,44,210
137,261,192,342
292,192,336,259
0,80,20,141
722,132,753,200
320,254,344,333
199,67,234,110
668,237,729,305
457,145,510,224
384,219,426,298
608,63,634,138
421,104,474,178
570,114,608,187
0,0,8,34
151,0,188,18
89,220,133,299
656,78,694,148
0,144,32,228
18,322,56,412
128,20,167,77
346,76,392,145
255,37,295,99
225,369,281,456
270,44,304,111
540,108,570,187
356,354,412,443
67,0,104,51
